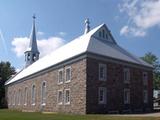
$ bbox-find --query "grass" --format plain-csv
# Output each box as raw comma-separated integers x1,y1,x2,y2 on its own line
0,109,159,120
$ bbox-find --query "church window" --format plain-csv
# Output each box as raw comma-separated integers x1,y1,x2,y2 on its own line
143,72,148,86
106,34,108,39
57,90,63,105
41,81,46,106
102,29,105,38
98,87,107,104
99,63,107,81
124,68,130,83
32,84,36,105
58,69,63,84
24,87,28,105
65,67,71,83
64,89,70,104
124,88,130,104
143,90,148,103
18,89,21,105
13,91,16,105
99,31,102,37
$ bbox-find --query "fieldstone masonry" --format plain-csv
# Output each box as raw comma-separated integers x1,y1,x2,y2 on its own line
6,56,153,114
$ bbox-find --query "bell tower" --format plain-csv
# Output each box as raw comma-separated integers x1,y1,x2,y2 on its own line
24,15,40,67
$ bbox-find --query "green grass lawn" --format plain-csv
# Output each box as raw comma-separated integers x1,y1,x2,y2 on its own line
0,109,159,120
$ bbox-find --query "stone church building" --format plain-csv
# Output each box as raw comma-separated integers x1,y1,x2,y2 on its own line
5,17,153,114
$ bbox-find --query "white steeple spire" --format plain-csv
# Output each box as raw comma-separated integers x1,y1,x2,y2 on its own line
84,18,90,34
24,15,40,67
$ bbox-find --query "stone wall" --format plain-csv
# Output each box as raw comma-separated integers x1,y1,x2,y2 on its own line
86,57,153,114
6,58,87,114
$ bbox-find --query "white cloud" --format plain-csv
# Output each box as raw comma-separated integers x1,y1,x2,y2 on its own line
12,36,65,58
119,0,160,37
37,31,44,36
120,26,129,36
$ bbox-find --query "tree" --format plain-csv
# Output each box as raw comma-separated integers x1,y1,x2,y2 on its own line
0,61,15,108
141,52,160,89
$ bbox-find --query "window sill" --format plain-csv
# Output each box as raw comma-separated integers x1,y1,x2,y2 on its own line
41,103,46,106
65,80,71,83
58,82,63,85
32,103,35,106
58,102,63,105
64,102,70,105
98,102,106,104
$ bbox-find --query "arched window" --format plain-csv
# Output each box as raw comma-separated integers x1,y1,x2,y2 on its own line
41,81,46,105
24,87,28,105
32,85,36,105
13,91,16,105
18,89,21,105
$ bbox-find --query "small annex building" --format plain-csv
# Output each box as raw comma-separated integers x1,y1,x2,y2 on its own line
5,17,153,114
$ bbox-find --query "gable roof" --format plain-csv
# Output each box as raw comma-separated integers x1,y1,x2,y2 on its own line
5,24,153,85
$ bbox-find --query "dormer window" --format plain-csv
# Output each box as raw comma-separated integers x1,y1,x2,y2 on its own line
99,31,102,37
106,34,108,39
102,29,105,38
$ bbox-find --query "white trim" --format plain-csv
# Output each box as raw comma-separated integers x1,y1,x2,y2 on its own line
124,68,130,84
124,88,130,104
58,69,63,84
41,81,46,106
65,66,71,83
64,89,70,105
99,63,107,81
98,87,107,104
57,90,63,105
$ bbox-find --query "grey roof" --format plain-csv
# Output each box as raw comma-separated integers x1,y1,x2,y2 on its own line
5,23,153,85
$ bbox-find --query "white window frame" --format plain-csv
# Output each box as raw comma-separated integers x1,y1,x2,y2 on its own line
13,91,16,105
8,91,11,106
143,90,148,103
57,90,63,105
65,67,71,83
24,87,28,106
98,87,107,104
99,63,107,81
124,88,130,104
41,81,46,106
58,69,63,84
124,68,130,83
18,89,21,105
143,72,148,86
64,89,70,105
31,84,36,106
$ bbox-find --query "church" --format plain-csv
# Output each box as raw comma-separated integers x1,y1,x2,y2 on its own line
5,16,153,114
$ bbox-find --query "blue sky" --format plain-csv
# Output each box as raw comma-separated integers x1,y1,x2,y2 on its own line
0,0,160,70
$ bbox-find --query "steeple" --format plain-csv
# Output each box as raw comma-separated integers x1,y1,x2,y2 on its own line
24,15,40,67
84,18,90,34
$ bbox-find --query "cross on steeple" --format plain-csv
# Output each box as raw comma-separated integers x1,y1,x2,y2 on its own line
84,18,90,34
24,15,40,67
